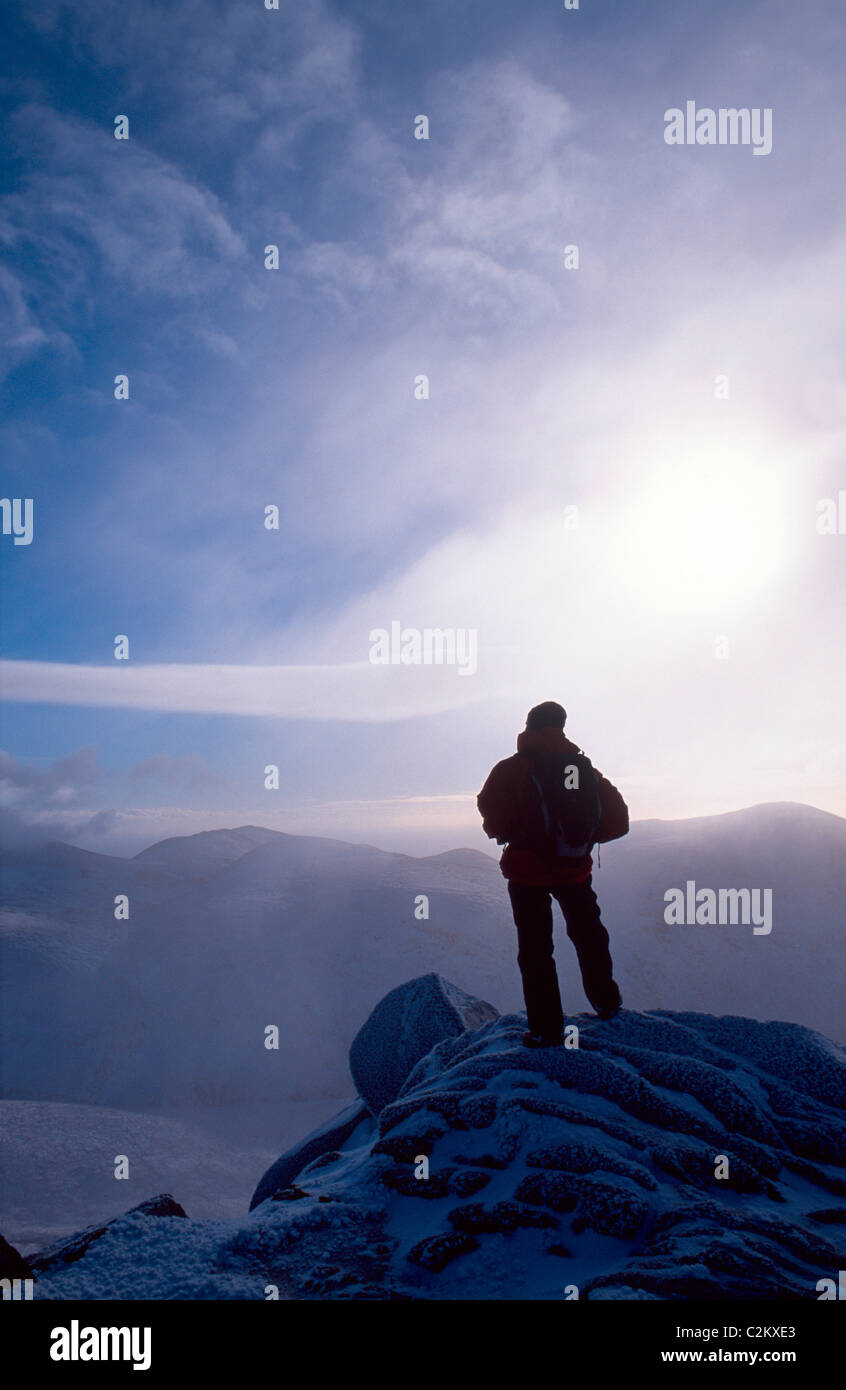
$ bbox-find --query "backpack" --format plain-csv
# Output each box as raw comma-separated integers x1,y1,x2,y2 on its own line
520,750,602,859
594,775,629,843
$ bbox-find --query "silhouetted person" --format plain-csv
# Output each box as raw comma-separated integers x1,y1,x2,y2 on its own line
477,701,628,1047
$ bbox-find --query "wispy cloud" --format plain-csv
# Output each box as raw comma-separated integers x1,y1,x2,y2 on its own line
0,102,246,369
0,658,495,722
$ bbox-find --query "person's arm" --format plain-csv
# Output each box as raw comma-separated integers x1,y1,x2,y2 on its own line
477,760,515,844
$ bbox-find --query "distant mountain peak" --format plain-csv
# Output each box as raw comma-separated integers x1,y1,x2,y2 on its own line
131,824,285,873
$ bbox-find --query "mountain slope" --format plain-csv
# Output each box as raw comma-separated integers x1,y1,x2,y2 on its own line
0,828,517,1115
596,802,846,1043
0,1099,279,1252
2,803,844,1132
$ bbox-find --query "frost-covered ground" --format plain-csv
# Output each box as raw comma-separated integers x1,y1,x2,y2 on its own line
23,1006,846,1301
0,1100,287,1251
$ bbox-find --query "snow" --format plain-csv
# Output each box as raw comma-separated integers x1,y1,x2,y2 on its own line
250,1099,372,1211
23,1000,846,1301
0,1100,279,1252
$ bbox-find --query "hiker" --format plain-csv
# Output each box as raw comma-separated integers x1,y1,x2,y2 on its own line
477,701,629,1047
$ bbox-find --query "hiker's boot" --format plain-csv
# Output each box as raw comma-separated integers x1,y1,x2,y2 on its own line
522,1029,564,1048
594,988,622,1022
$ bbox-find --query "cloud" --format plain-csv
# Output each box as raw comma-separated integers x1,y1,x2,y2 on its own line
0,265,70,377
127,753,229,795
0,747,227,851
24,0,363,172
0,103,245,330
83,809,122,837
3,0,846,840
0,657,497,723
0,745,108,848
0,743,100,799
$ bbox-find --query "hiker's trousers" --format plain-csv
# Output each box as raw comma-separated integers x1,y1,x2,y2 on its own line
507,877,619,1037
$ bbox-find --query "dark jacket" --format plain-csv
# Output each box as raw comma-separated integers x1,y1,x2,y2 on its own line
477,726,627,886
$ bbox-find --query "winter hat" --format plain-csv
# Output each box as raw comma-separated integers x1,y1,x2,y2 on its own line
526,701,567,730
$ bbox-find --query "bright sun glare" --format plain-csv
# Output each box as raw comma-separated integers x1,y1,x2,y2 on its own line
612,447,791,616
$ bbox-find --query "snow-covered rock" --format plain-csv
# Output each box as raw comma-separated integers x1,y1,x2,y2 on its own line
249,1099,372,1211
349,973,499,1115
28,1002,846,1301
28,1195,186,1275
248,975,498,1212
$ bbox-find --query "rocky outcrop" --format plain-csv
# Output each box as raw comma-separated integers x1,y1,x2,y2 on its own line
249,974,496,1210
240,1007,846,1299
249,1099,371,1210
24,992,846,1301
349,973,499,1115
27,1194,186,1274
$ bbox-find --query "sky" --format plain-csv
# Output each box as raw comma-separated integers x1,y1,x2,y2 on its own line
1,0,845,857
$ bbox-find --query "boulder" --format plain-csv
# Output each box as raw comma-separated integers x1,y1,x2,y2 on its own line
348,973,499,1115
249,1099,371,1211
27,1193,186,1273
